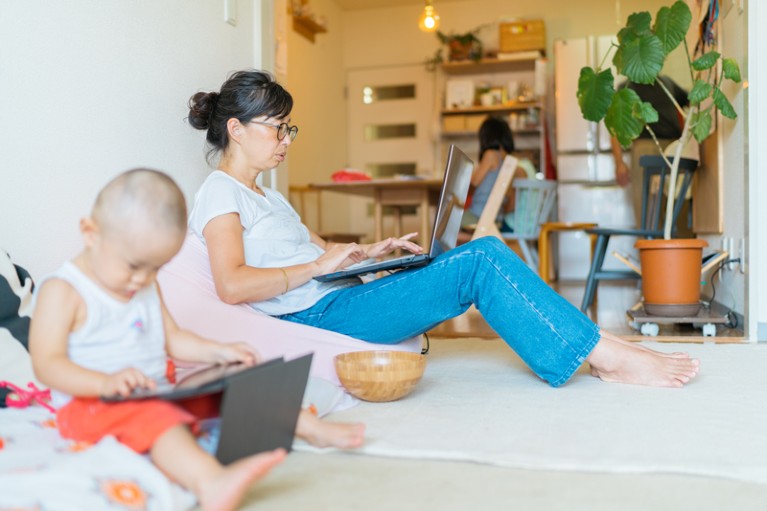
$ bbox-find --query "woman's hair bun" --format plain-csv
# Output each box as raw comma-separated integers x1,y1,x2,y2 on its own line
187,91,219,130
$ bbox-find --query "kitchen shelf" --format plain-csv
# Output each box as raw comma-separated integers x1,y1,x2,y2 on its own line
441,52,542,75
442,127,541,138
441,101,541,115
292,15,327,43
437,50,546,172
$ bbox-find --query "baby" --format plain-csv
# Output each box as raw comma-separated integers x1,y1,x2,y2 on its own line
29,168,364,511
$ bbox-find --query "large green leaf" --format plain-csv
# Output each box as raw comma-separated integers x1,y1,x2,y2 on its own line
723,58,742,82
713,87,737,119
688,79,712,105
653,1,692,55
633,101,659,124
618,11,653,44
692,51,721,71
691,111,712,142
614,33,664,83
605,88,646,147
577,67,615,122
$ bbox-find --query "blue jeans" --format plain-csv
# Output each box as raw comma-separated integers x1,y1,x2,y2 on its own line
281,237,600,387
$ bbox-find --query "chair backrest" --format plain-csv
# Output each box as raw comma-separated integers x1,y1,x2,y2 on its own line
472,155,518,240
507,178,558,239
638,155,698,234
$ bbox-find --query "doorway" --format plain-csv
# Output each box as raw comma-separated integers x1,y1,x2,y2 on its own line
345,64,437,239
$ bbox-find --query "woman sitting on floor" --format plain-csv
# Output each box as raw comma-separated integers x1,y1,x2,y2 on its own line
184,69,700,389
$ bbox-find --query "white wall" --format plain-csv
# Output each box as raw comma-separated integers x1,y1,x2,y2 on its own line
748,0,767,340
696,4,748,322
283,0,348,233
0,0,258,279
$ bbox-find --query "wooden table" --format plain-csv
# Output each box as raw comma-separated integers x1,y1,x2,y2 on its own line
309,178,443,248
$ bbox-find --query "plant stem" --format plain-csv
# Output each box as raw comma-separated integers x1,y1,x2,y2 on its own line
598,43,618,70
656,77,686,119
645,125,674,169
663,118,692,239
683,38,695,84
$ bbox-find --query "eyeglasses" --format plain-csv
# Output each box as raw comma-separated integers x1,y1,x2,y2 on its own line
250,120,299,141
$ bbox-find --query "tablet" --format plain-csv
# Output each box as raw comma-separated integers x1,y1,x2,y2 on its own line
101,358,284,402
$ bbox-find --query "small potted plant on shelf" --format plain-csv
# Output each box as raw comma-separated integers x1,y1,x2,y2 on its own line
425,25,489,70
576,0,741,316
438,29,483,62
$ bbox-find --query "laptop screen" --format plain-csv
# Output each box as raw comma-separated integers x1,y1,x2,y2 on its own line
428,145,474,258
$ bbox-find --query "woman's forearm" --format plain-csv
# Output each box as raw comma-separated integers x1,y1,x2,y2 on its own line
214,261,320,305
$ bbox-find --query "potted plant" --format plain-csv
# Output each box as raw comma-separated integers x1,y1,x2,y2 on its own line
425,25,489,71
576,0,741,316
438,29,483,62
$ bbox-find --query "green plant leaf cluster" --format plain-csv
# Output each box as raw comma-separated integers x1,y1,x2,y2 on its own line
576,0,741,148
437,30,481,46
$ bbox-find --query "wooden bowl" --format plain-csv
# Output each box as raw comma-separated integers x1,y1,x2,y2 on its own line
334,351,426,402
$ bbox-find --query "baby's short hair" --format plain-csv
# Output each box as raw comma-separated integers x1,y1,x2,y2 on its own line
92,168,187,238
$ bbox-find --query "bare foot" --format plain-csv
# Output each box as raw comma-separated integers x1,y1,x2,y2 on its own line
599,330,690,358
587,335,700,387
296,409,365,449
198,449,286,511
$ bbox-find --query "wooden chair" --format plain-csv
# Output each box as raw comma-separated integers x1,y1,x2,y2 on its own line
537,221,598,285
500,178,558,271
471,155,558,272
471,155,518,241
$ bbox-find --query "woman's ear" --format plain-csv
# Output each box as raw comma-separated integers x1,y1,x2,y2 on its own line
227,118,243,142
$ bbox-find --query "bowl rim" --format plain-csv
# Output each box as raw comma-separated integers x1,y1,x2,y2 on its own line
334,350,426,361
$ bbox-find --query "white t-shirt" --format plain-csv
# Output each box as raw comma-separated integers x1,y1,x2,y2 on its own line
188,171,358,315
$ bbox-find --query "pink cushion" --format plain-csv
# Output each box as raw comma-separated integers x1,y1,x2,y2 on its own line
158,235,422,385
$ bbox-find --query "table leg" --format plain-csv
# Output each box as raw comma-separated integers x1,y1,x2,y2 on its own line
538,226,552,285
374,189,383,242
315,190,323,233
420,191,430,250
393,207,402,239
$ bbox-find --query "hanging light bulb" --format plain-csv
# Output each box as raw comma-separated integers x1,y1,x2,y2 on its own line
418,0,440,32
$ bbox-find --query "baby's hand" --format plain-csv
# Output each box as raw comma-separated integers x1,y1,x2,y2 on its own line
215,342,260,366
101,368,155,398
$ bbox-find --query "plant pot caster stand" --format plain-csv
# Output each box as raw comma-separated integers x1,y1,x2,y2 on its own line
626,303,734,338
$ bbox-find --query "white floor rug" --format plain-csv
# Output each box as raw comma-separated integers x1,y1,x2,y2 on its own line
310,338,767,484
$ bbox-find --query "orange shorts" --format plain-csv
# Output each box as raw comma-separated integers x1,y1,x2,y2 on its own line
56,394,221,454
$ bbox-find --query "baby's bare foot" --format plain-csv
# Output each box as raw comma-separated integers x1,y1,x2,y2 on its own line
587,335,700,387
198,449,286,511
296,409,366,449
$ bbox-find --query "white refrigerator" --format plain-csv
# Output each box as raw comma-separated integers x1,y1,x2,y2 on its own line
554,36,635,280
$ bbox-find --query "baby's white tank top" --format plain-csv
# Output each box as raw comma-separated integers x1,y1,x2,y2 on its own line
46,262,168,408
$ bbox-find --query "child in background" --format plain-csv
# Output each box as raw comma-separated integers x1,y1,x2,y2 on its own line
29,169,363,511
460,116,536,238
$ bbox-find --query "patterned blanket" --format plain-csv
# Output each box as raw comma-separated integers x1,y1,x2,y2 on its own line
0,407,194,510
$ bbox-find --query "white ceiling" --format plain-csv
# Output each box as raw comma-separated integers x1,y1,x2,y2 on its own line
333,0,467,11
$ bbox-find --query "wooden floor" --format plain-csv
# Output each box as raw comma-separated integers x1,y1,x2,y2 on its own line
428,279,745,342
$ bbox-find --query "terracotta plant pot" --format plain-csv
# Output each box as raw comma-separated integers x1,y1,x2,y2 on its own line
635,238,708,317
447,39,481,61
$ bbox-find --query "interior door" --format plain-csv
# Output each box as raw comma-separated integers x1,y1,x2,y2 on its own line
345,65,436,239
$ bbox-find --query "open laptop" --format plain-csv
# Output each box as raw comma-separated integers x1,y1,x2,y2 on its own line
102,353,313,464
314,144,474,282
